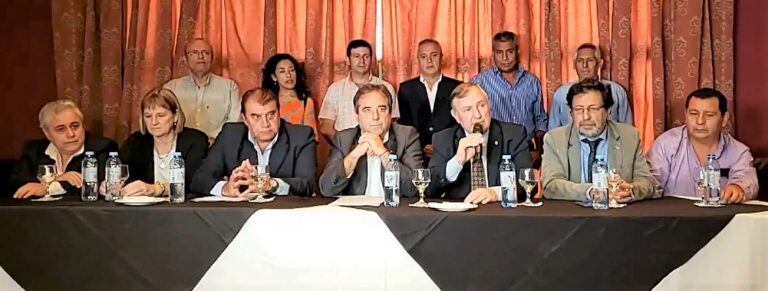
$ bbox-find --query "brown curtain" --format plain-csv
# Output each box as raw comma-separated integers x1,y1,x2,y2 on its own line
382,0,734,151
53,0,375,150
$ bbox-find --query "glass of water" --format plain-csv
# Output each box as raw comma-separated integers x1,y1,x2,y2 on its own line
35,165,61,201
409,168,430,208
518,168,542,207
252,164,270,197
607,169,626,207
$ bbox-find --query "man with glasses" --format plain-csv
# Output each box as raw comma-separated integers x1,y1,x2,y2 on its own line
164,38,241,143
541,78,656,202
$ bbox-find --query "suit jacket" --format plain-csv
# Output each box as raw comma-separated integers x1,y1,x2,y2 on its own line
191,121,317,196
7,134,118,196
541,121,657,201
119,127,209,192
397,76,462,148
319,123,424,197
428,120,533,200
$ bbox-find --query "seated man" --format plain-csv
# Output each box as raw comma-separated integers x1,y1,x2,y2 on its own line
191,88,317,197
10,99,118,199
648,88,758,203
319,84,423,197
429,83,533,204
541,78,656,202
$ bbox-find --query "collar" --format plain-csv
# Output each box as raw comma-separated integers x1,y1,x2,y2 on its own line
45,142,85,172
247,129,280,153
681,125,728,159
187,73,213,88
419,74,443,86
492,65,524,77
345,73,374,85
578,127,608,142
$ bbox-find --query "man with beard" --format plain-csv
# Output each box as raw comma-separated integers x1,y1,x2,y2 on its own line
541,78,656,202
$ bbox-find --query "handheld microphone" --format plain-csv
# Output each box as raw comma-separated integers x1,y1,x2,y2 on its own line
472,123,483,160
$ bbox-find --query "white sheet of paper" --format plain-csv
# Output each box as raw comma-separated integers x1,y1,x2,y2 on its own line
191,196,249,202
328,195,384,207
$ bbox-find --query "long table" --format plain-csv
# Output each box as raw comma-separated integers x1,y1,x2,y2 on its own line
0,196,764,290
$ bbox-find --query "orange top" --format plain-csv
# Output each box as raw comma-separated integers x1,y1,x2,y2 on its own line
279,97,318,138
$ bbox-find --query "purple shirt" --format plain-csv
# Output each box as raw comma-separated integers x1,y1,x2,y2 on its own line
648,125,759,200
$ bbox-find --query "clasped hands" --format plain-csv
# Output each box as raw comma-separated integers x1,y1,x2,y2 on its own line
221,160,276,198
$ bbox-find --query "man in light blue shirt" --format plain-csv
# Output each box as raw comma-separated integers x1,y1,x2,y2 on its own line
548,43,633,130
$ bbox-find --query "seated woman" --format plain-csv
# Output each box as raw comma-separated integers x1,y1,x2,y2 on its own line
118,88,208,197
10,99,118,199
262,53,318,137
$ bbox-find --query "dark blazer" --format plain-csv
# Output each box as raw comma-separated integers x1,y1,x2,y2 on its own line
319,123,424,197
428,120,533,200
191,121,317,196
397,75,462,149
119,127,208,192
7,134,118,196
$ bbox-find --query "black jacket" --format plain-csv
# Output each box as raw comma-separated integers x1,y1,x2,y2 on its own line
119,127,208,193
7,134,118,196
397,76,462,148
191,121,317,196
428,120,533,200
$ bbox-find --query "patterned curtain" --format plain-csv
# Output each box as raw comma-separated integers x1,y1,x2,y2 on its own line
382,0,734,151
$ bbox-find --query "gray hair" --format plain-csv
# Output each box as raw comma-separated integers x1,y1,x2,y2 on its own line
449,83,490,109
573,43,602,61
38,99,84,129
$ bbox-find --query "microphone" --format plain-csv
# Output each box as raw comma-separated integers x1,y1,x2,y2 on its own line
472,123,483,160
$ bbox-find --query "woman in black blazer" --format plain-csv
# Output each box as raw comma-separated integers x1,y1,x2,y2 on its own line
119,88,208,196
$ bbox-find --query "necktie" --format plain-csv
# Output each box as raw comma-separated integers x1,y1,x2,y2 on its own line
582,138,603,183
470,151,486,191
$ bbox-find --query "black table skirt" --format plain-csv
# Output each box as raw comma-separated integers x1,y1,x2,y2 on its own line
0,197,763,291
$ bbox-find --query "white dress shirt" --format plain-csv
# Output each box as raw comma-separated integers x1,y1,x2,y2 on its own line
210,131,290,196
419,75,443,112
44,143,84,195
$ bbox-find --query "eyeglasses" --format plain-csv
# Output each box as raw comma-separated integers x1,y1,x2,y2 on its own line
186,50,212,57
572,105,605,116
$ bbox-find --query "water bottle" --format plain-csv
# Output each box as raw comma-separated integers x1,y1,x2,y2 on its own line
383,154,400,207
704,154,721,205
104,152,121,201
590,157,609,210
499,155,517,208
168,152,185,203
81,151,98,201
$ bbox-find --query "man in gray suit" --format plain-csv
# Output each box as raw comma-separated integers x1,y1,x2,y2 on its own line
542,78,656,202
319,84,424,197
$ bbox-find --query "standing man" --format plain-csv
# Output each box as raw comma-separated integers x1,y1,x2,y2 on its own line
318,39,399,142
471,31,547,165
398,39,462,160
549,43,633,129
164,38,241,143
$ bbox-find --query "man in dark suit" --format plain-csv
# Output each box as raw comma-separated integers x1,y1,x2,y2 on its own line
10,100,118,198
191,88,317,197
429,83,533,203
398,39,462,160
319,84,423,197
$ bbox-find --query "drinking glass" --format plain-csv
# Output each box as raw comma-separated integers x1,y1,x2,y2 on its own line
34,165,60,201
409,168,430,208
518,168,542,207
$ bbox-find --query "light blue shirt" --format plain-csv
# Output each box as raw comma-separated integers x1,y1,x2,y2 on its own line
579,129,609,183
470,66,547,137
548,80,633,130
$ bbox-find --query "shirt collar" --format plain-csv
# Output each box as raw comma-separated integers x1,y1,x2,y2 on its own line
681,125,728,159
345,73,374,86
419,74,443,86
492,65,524,77
187,73,213,88
247,130,280,154
44,142,85,173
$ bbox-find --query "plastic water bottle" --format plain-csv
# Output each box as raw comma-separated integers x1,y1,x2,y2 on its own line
168,152,185,203
81,151,98,201
704,154,721,205
383,154,400,207
590,157,609,210
104,152,121,201
500,155,517,208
